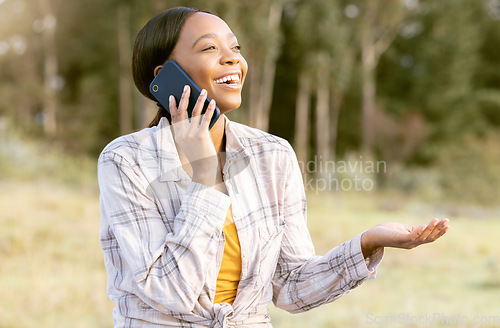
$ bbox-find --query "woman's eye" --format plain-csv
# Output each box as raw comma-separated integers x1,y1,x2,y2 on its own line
202,45,216,51
234,45,241,51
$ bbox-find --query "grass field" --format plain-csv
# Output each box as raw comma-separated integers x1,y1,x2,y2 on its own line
269,192,500,328
0,134,499,327
1,180,498,328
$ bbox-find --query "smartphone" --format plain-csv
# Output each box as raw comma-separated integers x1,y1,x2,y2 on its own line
149,60,220,130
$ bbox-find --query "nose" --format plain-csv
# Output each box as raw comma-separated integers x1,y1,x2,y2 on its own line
220,47,240,65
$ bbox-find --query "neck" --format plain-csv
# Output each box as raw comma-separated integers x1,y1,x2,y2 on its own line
209,115,226,154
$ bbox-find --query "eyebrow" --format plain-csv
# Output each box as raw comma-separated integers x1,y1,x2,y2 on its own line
192,33,237,48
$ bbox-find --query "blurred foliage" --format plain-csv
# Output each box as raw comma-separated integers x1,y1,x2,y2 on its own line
0,0,499,204
436,132,500,206
385,131,500,206
0,119,97,188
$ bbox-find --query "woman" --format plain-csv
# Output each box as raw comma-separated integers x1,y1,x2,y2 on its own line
98,7,449,328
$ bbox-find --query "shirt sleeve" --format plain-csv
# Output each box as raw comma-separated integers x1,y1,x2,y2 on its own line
98,151,231,314
271,148,384,313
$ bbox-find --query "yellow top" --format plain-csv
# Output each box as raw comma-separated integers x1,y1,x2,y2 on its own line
214,206,242,305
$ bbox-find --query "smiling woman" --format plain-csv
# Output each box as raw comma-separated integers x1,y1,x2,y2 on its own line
98,6,449,328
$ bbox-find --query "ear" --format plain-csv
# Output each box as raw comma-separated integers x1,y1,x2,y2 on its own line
153,65,163,77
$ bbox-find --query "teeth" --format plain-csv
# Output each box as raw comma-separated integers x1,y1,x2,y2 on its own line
214,74,240,84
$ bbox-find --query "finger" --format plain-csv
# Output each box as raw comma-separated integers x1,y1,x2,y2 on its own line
190,89,208,128
427,219,450,241
410,224,426,241
170,94,187,134
192,89,207,118
433,225,450,240
439,218,450,227
177,85,191,122
200,99,216,130
419,218,438,241
436,225,450,239
426,225,444,241
169,95,178,120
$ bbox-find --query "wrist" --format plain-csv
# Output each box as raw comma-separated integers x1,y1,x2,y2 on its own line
361,229,382,258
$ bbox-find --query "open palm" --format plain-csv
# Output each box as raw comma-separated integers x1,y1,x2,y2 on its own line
362,218,450,256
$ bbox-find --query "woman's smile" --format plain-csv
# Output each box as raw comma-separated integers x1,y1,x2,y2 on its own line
213,71,242,89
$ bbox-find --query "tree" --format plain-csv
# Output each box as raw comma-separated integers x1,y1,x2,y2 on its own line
232,0,285,131
39,0,59,136
294,69,311,171
289,0,356,169
375,0,488,163
356,0,409,155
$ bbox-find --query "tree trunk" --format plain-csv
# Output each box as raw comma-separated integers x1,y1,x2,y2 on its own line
359,0,380,154
118,4,133,134
19,52,40,124
331,45,356,163
360,53,377,154
315,60,330,169
39,0,58,136
295,70,311,180
245,2,282,131
256,2,283,131
246,54,261,127
330,85,343,164
359,0,405,154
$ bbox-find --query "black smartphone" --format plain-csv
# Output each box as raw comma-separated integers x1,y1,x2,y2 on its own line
149,60,220,130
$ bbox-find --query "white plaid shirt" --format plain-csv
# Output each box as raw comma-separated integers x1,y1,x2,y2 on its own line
98,116,383,328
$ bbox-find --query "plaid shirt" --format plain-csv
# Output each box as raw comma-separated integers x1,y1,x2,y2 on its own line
98,116,383,328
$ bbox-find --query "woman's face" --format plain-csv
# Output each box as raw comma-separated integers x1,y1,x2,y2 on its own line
167,12,248,114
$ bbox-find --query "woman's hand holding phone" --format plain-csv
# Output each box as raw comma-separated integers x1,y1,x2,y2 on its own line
169,85,218,187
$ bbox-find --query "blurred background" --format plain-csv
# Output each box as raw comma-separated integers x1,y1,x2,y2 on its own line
0,0,499,327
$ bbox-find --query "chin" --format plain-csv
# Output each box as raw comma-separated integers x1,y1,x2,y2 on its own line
215,97,242,114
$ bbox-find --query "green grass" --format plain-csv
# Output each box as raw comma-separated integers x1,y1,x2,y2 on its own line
1,182,498,328
0,131,499,327
0,181,114,328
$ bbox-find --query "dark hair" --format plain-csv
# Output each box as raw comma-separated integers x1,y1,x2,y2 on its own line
132,7,216,127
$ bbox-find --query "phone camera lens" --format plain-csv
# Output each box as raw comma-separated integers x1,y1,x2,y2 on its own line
152,85,159,92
